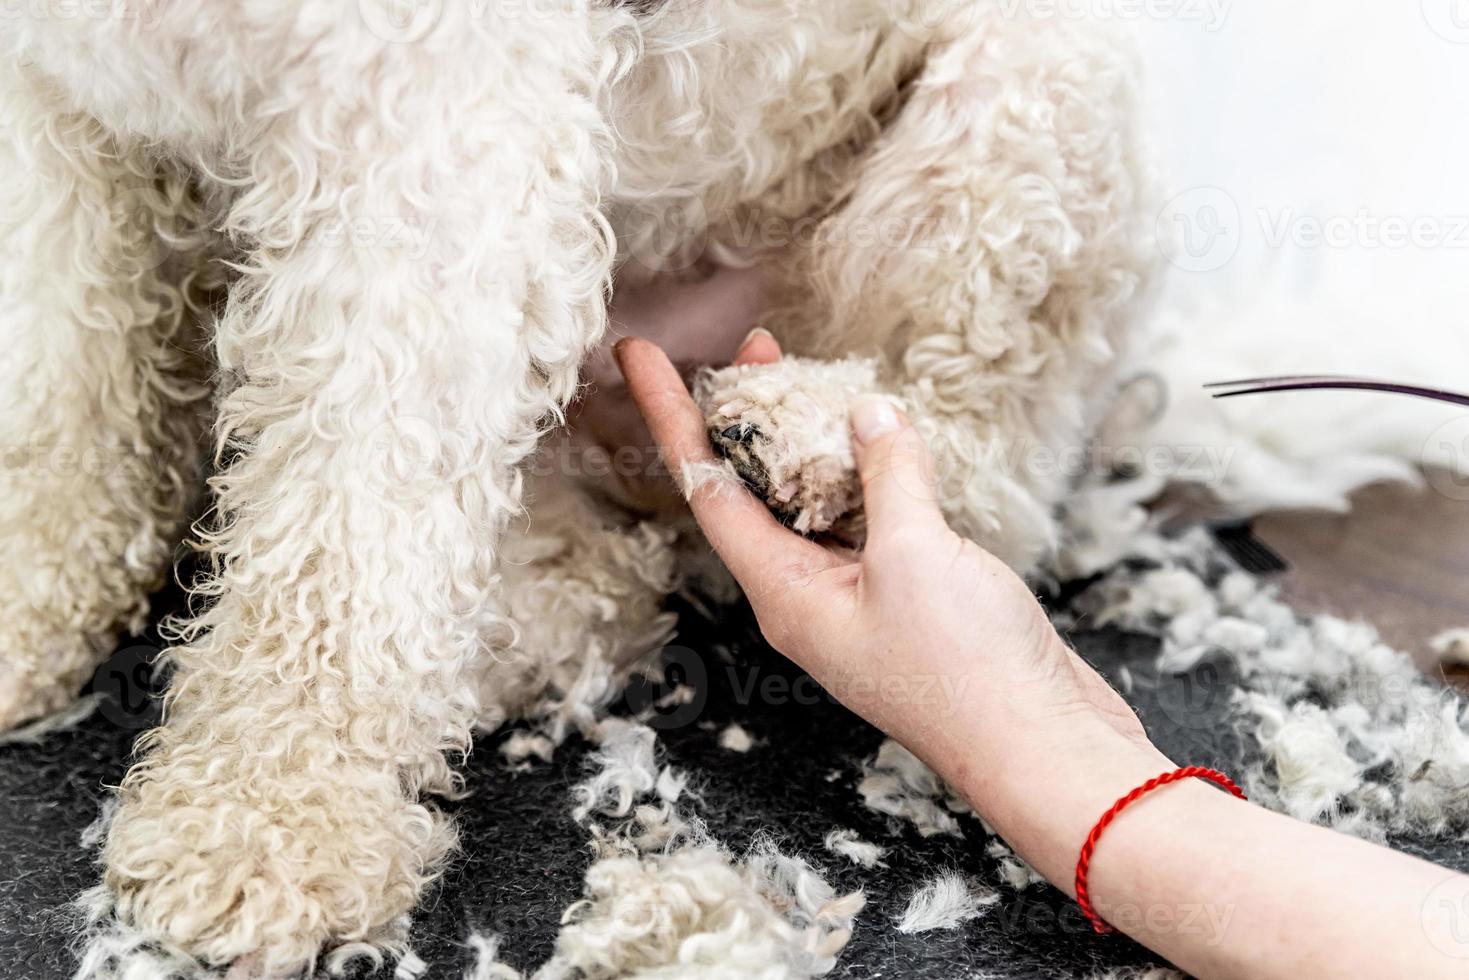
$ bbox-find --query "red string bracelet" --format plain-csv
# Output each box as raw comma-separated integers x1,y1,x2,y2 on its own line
1074,766,1246,935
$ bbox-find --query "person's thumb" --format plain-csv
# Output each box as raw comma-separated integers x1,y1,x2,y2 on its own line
849,397,949,541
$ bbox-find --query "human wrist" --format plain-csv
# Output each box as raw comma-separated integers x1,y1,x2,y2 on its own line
951,715,1176,892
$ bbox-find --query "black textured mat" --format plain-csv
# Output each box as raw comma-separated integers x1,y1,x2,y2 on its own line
4,592,1468,980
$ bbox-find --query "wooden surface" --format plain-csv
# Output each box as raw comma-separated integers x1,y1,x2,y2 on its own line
1254,470,1469,682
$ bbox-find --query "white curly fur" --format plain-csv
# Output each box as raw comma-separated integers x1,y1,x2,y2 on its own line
1,1,1150,973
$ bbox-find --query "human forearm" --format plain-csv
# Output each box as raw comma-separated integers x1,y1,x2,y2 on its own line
617,339,1469,980
950,713,1468,979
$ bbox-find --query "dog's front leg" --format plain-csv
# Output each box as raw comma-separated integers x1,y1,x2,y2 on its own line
98,10,616,973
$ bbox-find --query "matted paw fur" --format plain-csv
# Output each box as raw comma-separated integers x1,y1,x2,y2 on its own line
694,356,892,534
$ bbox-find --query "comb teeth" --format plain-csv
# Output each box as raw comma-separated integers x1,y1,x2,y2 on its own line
1207,376,1469,407
1210,521,1289,575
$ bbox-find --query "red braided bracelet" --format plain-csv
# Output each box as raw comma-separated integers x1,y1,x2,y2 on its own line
1074,766,1246,935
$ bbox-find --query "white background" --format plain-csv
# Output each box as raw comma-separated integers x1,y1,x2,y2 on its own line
1133,1,1469,370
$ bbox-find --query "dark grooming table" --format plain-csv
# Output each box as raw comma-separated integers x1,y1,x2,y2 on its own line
4,583,1467,980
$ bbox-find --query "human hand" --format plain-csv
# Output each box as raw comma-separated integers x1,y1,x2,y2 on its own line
613,338,1162,815
620,338,1469,980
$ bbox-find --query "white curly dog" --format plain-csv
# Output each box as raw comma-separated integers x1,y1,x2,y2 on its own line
2,0,1149,973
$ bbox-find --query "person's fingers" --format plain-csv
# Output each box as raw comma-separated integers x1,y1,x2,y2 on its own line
614,338,840,597
734,327,782,366
849,397,950,544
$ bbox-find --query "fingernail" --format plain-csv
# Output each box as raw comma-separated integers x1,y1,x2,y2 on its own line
739,326,774,349
851,397,901,444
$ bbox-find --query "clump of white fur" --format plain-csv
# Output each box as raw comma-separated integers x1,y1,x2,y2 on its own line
893,872,998,934
694,357,889,534
1431,629,1469,670
853,741,1046,890
546,839,865,979
718,723,756,753
984,840,1044,891
540,717,864,979
856,739,968,838
463,934,523,980
1079,527,1469,841
822,829,887,869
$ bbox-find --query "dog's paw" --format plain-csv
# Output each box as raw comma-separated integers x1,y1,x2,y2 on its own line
694,356,891,534
101,748,450,975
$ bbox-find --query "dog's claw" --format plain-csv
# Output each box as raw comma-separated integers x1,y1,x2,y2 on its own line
718,423,758,445
709,422,770,493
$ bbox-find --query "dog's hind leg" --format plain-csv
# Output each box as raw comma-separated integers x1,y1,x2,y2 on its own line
767,6,1152,574
0,64,213,732
475,464,681,745
97,9,618,974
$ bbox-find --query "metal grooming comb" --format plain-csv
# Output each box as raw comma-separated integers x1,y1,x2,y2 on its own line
1208,376,1469,407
